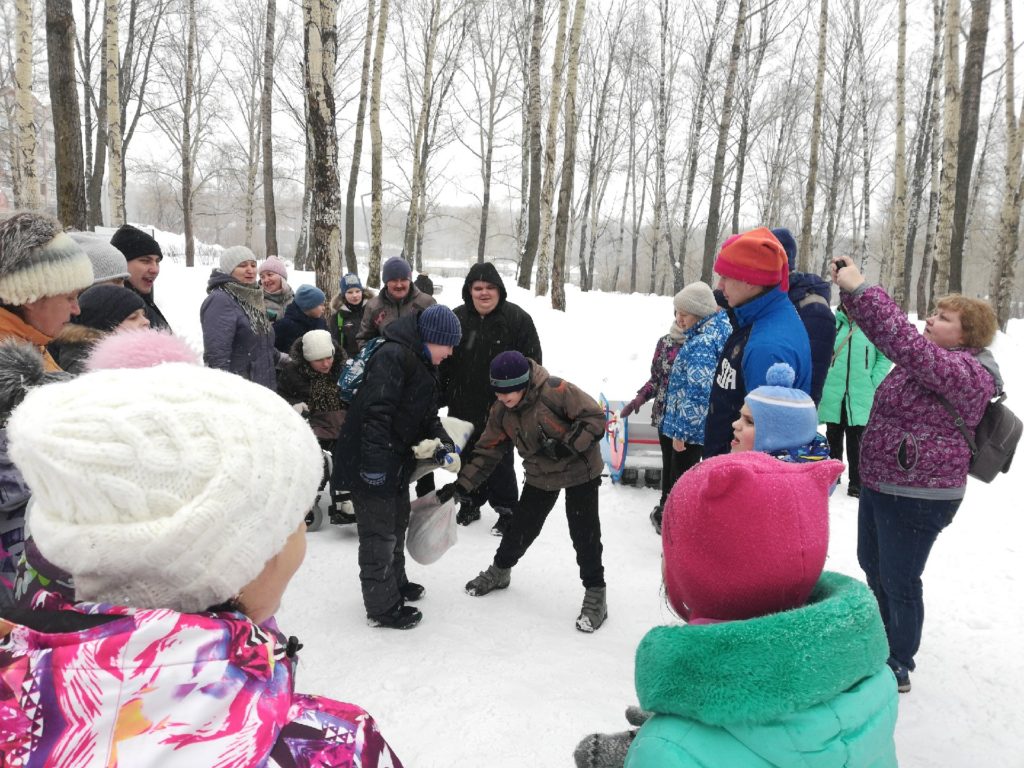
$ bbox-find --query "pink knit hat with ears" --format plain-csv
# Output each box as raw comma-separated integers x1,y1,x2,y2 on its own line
662,452,843,623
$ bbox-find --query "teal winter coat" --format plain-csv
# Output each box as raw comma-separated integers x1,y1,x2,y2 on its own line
625,572,899,768
818,310,891,427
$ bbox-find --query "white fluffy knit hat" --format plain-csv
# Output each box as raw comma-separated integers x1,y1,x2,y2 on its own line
0,212,94,305
7,362,322,613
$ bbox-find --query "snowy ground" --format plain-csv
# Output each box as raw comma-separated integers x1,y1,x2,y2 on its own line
156,255,1022,767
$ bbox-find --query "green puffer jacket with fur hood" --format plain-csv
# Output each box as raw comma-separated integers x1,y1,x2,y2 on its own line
626,572,898,768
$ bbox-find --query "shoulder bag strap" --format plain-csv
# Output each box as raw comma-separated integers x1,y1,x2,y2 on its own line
830,324,856,366
934,392,979,456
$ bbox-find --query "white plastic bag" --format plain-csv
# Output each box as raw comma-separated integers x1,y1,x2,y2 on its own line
406,491,458,565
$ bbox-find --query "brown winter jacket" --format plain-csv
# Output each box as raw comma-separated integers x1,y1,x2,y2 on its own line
456,361,606,493
355,286,435,348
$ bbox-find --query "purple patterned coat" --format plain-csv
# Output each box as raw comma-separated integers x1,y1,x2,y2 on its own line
633,334,683,428
843,285,995,496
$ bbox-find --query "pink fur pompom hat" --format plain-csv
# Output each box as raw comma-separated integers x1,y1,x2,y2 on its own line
86,328,200,371
662,452,844,623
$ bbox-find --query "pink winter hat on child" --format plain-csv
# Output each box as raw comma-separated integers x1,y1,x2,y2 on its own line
662,452,843,623
86,328,201,371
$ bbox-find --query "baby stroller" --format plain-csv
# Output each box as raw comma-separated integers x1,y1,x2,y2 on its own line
305,444,356,532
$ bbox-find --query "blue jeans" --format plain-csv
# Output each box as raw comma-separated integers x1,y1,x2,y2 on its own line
857,487,960,669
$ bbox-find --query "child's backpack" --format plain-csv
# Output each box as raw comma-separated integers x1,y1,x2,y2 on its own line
937,391,1023,483
337,336,386,404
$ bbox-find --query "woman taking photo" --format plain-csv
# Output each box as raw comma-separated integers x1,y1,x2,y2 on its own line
201,246,279,389
831,256,999,694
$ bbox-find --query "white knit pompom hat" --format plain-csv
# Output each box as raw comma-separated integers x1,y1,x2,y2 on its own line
0,212,94,305
7,362,323,613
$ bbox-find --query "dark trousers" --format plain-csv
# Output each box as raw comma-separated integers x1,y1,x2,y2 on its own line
494,476,604,588
825,406,865,489
352,489,412,617
657,433,702,507
857,487,960,669
464,437,519,512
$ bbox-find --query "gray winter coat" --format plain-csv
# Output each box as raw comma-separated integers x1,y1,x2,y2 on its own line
200,271,279,389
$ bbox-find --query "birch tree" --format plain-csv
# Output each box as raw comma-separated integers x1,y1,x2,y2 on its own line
991,0,1022,328
367,0,389,286
890,0,908,304
948,0,990,293
303,0,342,293
550,0,585,310
106,0,125,225
700,0,747,282
797,0,828,273
343,0,374,275
46,0,87,228
535,0,570,296
14,0,40,209
180,0,196,263
931,0,960,297
517,0,545,288
262,0,278,257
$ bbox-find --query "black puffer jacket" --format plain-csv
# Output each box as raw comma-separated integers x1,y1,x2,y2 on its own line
439,262,542,433
333,313,451,496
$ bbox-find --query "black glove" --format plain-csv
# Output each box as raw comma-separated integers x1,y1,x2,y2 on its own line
538,427,573,460
436,483,457,504
433,441,457,465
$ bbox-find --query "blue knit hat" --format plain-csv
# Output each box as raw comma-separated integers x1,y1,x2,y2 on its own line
770,227,798,272
294,284,326,311
744,363,817,452
340,272,362,291
489,351,531,393
417,304,461,347
382,256,412,283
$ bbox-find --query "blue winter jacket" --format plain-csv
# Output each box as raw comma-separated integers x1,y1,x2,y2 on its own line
660,311,733,445
703,289,812,457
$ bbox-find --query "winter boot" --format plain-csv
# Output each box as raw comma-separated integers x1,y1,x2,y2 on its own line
329,492,356,525
888,658,911,693
576,586,608,633
490,506,513,537
367,601,422,630
457,503,481,526
650,505,663,535
465,563,511,596
400,581,425,602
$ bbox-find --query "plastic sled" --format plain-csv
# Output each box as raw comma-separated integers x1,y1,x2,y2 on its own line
599,394,663,487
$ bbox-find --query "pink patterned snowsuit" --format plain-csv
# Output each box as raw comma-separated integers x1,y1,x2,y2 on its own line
0,592,403,767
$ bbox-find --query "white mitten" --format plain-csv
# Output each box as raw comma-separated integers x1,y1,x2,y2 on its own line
412,438,442,459
293,402,309,415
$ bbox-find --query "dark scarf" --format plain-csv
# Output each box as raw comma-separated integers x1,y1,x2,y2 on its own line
223,280,271,336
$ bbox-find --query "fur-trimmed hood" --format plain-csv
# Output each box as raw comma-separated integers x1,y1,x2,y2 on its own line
0,339,70,423
635,571,890,725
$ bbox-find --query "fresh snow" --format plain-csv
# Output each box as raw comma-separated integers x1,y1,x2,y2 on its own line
153,254,1022,767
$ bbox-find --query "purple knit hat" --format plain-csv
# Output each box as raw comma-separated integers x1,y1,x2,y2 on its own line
489,351,531,393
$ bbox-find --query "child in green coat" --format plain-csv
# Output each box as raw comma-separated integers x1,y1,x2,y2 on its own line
574,452,898,768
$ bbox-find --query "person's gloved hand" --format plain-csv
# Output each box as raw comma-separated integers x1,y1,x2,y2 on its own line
619,395,645,419
438,452,461,474
436,483,458,504
432,441,457,465
412,438,442,459
292,402,309,415
539,433,572,461
359,470,387,487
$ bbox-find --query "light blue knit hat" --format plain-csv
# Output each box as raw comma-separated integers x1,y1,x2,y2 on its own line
744,363,818,452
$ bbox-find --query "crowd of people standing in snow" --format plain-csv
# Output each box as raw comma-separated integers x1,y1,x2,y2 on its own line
0,209,1008,766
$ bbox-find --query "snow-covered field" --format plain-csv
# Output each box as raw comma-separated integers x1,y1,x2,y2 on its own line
156,253,1022,767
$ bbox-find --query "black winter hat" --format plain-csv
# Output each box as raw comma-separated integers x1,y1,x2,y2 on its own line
72,284,147,332
110,224,163,262
489,351,531,393
417,304,461,347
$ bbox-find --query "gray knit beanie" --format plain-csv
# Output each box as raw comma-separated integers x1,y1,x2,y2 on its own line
69,232,130,285
219,245,257,275
673,281,719,318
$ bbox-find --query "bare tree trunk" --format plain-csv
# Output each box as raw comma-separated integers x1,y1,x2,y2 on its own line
991,0,1021,328
343,0,374,275
948,0,990,293
932,0,960,296
15,0,40,210
262,0,278,256
515,5,531,266
681,0,727,279
536,0,569,297
304,0,342,294
918,70,944,314
797,0,829,273
86,7,108,228
824,37,853,267
890,0,908,305
551,0,585,310
46,0,87,228
106,0,124,225
368,0,390,287
518,0,546,288
181,0,196,265
700,0,746,282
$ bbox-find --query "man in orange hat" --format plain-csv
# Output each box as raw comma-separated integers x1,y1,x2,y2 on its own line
702,227,811,458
